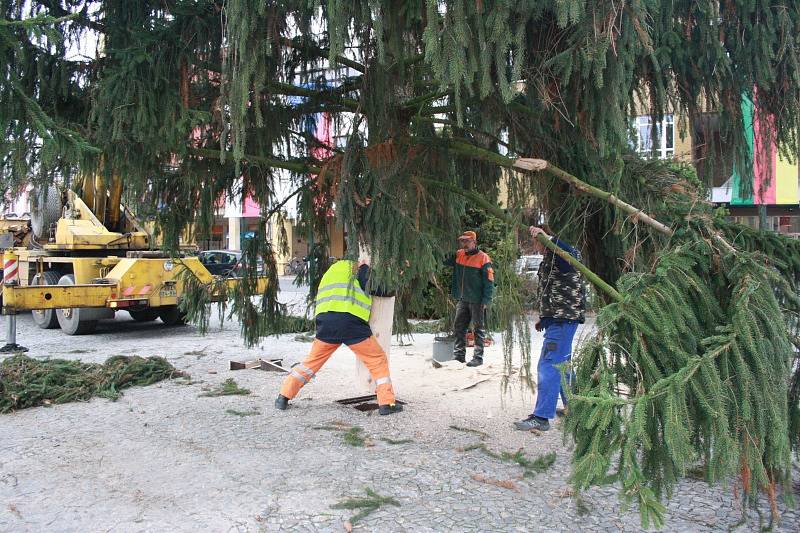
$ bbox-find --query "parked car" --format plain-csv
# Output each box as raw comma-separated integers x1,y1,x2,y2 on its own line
198,250,264,277
198,250,240,276
516,254,543,278
516,254,543,309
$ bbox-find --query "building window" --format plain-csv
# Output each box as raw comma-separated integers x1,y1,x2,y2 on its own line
633,114,674,159
333,134,349,149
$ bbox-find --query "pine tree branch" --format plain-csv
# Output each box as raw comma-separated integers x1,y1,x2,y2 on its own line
443,140,676,237
267,82,359,110
278,36,366,73
0,13,76,28
422,123,515,152
401,90,451,110
508,101,539,119
445,139,738,254
514,158,735,252
288,129,342,154
514,158,674,236
445,139,516,167
411,120,513,150
29,2,105,33
425,105,455,114
262,183,307,220
189,148,322,174
403,53,426,66
10,79,100,154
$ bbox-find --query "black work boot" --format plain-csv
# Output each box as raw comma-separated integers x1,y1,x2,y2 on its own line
514,415,550,431
453,355,466,363
274,394,289,410
378,403,404,415
466,357,483,367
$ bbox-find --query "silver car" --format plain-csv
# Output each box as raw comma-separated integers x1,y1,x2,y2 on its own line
516,254,543,307
516,254,544,277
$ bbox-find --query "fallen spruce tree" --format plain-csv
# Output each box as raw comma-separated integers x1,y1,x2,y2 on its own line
454,152,800,527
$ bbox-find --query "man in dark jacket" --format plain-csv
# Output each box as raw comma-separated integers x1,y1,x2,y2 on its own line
444,230,495,367
515,226,586,432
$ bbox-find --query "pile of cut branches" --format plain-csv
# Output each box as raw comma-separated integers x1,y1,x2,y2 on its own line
0,355,184,412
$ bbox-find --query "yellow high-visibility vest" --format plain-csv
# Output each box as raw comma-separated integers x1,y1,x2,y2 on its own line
314,260,372,321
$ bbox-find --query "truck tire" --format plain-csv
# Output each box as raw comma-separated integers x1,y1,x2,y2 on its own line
55,274,98,335
31,271,61,329
159,305,187,326
129,308,160,322
30,186,62,240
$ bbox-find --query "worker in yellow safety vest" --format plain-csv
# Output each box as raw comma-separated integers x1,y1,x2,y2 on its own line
275,258,403,415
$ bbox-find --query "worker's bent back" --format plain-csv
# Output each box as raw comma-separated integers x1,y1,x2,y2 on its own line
314,260,372,322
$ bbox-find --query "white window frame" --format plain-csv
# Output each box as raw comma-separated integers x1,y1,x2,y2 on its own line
634,114,675,159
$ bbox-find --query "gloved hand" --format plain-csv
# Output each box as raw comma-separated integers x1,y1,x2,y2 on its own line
535,320,543,332
529,226,546,239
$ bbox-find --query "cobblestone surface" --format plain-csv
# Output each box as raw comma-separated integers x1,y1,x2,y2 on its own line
1,279,798,532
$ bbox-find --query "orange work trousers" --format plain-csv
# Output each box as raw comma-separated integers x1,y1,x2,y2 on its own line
279,336,396,405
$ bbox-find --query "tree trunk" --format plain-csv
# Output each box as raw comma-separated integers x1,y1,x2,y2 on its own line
356,296,396,392
355,245,396,392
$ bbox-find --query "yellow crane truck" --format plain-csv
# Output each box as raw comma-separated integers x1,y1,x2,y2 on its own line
1,177,250,336
0,216,31,309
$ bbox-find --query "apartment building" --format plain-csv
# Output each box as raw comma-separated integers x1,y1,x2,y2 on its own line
709,96,800,235
632,99,799,236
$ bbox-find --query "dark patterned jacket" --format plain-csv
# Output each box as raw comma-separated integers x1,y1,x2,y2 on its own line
537,238,586,323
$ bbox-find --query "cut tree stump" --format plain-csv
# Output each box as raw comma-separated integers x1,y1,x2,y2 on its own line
356,295,395,393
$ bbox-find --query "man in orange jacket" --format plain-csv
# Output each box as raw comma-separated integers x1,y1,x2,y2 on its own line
444,230,495,366
275,258,403,415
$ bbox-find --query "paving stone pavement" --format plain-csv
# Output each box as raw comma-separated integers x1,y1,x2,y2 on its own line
1,303,799,532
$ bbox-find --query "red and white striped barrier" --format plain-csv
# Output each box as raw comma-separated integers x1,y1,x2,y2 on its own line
3,251,18,284
0,249,28,352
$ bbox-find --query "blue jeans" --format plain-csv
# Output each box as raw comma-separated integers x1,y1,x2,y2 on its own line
533,319,579,420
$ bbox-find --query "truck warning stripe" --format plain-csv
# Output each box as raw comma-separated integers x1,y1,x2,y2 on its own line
3,260,18,282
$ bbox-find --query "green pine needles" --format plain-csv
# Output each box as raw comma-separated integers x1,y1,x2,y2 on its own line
4,2,800,527
331,488,400,525
0,354,183,412
565,180,800,527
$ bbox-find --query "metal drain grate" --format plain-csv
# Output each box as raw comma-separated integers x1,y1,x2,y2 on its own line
336,394,406,412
